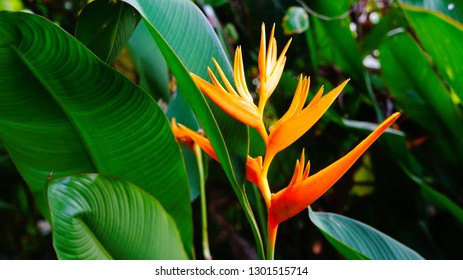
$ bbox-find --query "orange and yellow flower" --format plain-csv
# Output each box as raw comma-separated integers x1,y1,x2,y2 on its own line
172,23,401,259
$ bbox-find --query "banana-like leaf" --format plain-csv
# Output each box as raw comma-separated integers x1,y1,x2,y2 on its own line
380,31,463,188
123,0,248,189
48,174,188,260
308,207,424,260
75,0,140,64
0,11,192,255
401,4,463,102
122,0,263,257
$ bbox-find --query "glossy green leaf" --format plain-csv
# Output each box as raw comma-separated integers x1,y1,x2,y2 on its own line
399,0,463,23
75,0,140,63
48,174,188,260
308,207,424,260
122,0,248,188
401,4,463,102
128,22,170,101
122,0,263,257
0,11,192,255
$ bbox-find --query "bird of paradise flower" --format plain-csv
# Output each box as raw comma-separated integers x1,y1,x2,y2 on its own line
172,23,400,259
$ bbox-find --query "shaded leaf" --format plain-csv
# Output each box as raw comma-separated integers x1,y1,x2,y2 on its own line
76,0,141,63
128,22,170,101
380,31,463,188
342,118,463,226
401,4,463,102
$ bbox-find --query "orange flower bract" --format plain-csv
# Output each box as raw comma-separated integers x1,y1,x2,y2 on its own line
171,23,401,259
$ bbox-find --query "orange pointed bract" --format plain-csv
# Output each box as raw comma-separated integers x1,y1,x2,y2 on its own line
269,112,401,224
268,79,349,156
261,78,349,176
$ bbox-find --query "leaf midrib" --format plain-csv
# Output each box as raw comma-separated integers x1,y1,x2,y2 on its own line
10,44,99,171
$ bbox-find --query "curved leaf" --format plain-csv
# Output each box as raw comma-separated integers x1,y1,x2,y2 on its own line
308,207,424,260
122,0,264,257
48,174,188,260
400,4,463,102
123,0,248,189
0,11,192,255
75,0,141,63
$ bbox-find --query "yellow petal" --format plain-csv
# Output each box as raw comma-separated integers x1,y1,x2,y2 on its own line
274,75,310,125
211,59,239,97
258,23,267,80
269,112,401,224
234,47,253,102
191,73,262,128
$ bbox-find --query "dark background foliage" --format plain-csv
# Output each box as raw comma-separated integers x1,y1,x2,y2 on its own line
1,0,462,259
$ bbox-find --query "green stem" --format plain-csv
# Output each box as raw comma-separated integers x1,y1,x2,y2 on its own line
194,144,211,260
364,72,384,122
249,181,268,249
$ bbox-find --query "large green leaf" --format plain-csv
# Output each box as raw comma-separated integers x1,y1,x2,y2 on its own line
123,0,248,188
380,31,463,187
48,174,187,260
401,4,463,102
308,207,424,260
0,11,192,255
75,0,141,63
122,0,264,257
